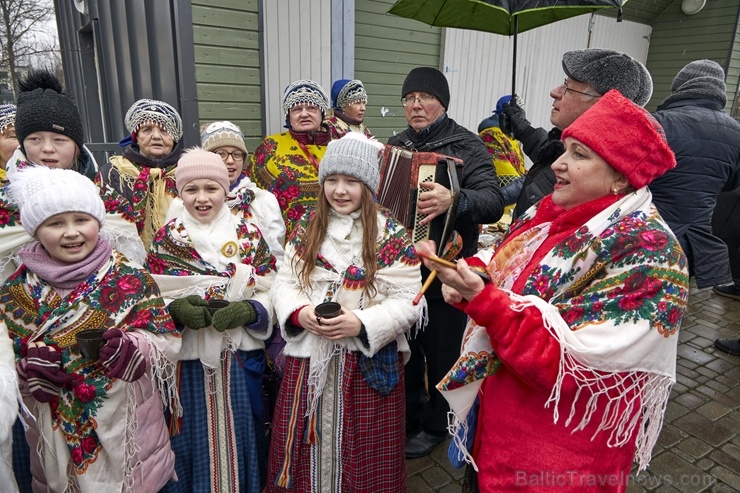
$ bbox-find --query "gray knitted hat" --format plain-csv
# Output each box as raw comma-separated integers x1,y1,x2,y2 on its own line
402,67,450,109
670,59,727,106
282,80,330,115
562,49,653,107
125,99,183,142
201,120,248,155
319,133,383,193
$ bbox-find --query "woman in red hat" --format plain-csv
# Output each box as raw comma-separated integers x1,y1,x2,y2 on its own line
418,90,690,492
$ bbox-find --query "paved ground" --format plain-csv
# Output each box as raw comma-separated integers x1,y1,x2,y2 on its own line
406,281,740,492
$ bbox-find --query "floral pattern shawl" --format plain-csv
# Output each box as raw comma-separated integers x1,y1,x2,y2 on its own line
439,188,689,471
246,132,327,238
323,115,373,140
146,213,277,367
0,251,177,478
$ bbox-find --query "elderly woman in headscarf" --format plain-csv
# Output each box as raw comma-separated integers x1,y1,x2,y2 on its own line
0,104,18,182
101,99,184,247
324,79,373,140
418,90,690,492
247,80,332,239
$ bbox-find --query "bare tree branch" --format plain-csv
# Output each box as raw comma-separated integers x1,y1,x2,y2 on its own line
0,0,57,99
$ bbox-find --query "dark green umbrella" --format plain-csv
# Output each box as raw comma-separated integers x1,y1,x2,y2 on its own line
388,0,626,94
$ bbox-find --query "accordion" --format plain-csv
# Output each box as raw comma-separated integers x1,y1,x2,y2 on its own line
378,146,463,256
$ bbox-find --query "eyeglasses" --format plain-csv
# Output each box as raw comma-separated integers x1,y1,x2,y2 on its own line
289,104,321,115
562,79,601,99
215,150,246,162
401,94,436,107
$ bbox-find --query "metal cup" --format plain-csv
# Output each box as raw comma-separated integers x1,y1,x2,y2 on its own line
76,329,106,360
314,302,343,323
207,299,230,315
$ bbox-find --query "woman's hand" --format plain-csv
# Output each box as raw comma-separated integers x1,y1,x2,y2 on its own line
296,305,361,340
419,253,485,302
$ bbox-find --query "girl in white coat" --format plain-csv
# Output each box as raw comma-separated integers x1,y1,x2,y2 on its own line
266,133,423,493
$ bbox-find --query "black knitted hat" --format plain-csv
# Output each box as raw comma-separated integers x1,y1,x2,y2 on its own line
562,49,652,106
15,69,84,152
402,67,450,109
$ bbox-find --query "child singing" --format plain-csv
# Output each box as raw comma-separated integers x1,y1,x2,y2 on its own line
267,133,423,492
0,165,180,492
146,148,276,493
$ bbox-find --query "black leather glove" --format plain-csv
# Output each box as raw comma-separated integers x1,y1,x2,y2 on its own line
501,95,531,138
211,301,257,332
168,295,212,330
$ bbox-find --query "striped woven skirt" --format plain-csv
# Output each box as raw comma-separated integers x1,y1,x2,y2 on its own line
160,349,265,493
266,351,406,493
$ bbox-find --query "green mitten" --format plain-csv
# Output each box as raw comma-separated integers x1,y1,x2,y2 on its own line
211,301,256,332
168,295,212,330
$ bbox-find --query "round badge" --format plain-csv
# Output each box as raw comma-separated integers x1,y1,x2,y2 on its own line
221,241,238,257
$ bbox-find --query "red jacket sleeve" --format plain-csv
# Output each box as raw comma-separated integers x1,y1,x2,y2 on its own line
464,285,563,391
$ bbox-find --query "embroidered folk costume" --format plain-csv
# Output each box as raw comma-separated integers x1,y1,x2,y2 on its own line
436,91,689,492
266,134,423,493
147,148,277,493
247,80,331,239
101,99,185,247
1,165,180,493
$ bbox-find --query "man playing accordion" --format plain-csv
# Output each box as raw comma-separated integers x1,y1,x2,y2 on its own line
387,66,505,459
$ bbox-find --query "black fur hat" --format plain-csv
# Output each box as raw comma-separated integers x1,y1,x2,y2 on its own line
15,69,84,152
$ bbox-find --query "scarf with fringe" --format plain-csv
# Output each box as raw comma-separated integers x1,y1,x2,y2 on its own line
439,188,689,472
0,250,179,489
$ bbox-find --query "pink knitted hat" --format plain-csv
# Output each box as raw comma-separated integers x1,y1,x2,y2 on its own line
175,147,230,195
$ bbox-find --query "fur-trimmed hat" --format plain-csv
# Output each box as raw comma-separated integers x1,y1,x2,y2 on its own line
401,67,450,110
670,59,727,107
175,147,230,195
0,104,16,133
125,99,183,142
7,165,105,236
200,120,248,155
562,49,653,106
562,90,675,190
319,133,383,193
282,80,330,115
331,79,368,110
15,70,85,152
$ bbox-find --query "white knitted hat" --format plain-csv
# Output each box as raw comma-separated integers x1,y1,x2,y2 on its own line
318,133,384,193
7,165,105,236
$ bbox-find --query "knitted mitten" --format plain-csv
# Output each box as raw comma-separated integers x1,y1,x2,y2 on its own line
168,295,212,329
211,301,257,332
98,329,146,382
24,346,72,403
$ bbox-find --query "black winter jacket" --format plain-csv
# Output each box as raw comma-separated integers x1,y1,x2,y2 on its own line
511,126,564,219
388,115,505,259
651,96,740,287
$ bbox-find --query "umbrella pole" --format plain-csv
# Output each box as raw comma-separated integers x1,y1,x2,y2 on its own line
512,16,518,96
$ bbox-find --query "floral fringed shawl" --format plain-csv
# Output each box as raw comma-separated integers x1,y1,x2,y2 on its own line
439,188,689,472
246,132,328,239
0,251,179,491
146,211,277,369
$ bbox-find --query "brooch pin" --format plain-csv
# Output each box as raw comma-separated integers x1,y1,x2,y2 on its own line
221,241,238,257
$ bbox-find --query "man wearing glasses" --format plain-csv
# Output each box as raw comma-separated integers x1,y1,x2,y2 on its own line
502,48,653,218
389,66,505,459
